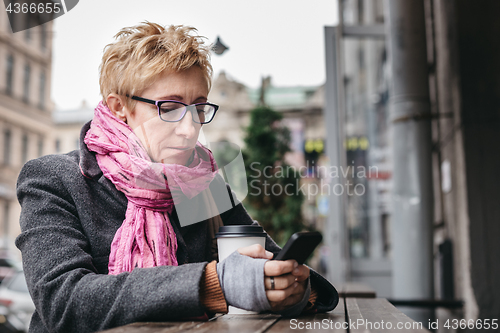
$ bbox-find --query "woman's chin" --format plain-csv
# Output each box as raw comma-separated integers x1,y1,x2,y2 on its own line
155,148,194,165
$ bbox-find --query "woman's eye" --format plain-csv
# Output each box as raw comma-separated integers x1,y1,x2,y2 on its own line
160,108,177,114
160,104,184,114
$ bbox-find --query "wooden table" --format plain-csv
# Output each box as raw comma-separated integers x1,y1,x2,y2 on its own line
339,282,377,299
100,298,430,333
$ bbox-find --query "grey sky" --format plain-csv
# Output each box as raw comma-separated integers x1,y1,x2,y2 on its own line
52,0,338,110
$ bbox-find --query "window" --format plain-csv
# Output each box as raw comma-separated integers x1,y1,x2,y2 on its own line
39,72,46,110
7,9,15,33
23,64,30,103
3,130,11,165
21,134,28,164
37,136,44,157
6,55,14,95
3,201,9,242
25,20,31,40
358,49,365,70
40,23,47,50
357,0,365,24
24,13,35,41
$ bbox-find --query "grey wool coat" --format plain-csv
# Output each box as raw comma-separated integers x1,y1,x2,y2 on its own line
15,122,338,333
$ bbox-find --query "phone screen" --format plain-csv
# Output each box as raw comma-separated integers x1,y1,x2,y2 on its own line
274,231,322,265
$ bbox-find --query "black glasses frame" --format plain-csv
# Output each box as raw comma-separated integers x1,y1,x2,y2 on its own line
130,95,219,124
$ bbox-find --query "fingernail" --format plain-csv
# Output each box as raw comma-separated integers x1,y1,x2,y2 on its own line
293,268,300,274
294,261,298,268
294,282,298,288
266,250,273,258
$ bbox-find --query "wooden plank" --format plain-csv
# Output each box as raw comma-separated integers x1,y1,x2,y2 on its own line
346,298,430,332
98,315,225,333
98,313,277,333
339,282,376,298
99,297,348,333
184,313,280,333
266,297,346,332
98,321,202,333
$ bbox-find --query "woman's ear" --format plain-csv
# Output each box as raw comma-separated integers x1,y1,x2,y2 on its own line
106,94,128,123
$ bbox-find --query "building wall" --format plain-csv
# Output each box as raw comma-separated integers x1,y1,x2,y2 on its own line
454,0,500,321
430,0,478,324
208,72,326,229
205,71,254,148
396,0,500,323
54,124,82,153
0,5,54,254
207,71,325,161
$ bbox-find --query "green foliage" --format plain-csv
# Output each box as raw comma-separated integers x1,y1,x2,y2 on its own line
242,106,305,246
212,140,239,167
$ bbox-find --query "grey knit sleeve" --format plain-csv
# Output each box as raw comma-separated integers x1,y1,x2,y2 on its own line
216,251,271,312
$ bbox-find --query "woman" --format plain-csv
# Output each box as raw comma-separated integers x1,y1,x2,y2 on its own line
16,23,338,333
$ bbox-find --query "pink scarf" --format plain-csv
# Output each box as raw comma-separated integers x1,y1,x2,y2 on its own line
84,101,217,275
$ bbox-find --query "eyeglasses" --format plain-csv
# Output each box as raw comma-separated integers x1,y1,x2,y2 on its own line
131,96,219,124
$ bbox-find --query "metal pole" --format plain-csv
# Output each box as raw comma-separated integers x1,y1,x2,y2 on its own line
324,26,348,286
365,0,383,260
384,0,434,324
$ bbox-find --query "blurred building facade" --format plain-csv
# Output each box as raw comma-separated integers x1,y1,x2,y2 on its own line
324,0,393,297
205,71,325,161
52,100,93,153
201,71,254,148
207,72,327,228
0,9,54,252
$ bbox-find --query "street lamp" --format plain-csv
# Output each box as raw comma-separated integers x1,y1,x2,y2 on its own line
212,36,229,55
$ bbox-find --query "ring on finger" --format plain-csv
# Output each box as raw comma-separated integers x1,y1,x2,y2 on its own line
270,276,275,290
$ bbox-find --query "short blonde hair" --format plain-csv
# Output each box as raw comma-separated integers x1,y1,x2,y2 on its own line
99,22,213,109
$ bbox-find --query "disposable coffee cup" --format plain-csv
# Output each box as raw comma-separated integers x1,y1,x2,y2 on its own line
215,225,267,314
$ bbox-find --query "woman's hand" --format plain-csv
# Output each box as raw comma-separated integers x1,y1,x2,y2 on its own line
238,244,310,312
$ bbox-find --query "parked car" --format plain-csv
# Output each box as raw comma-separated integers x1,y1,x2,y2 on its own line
0,271,34,333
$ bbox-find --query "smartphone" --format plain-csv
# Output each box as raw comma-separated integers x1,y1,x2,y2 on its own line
274,231,323,265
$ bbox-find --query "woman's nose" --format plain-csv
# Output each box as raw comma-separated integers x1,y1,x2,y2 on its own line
175,108,198,138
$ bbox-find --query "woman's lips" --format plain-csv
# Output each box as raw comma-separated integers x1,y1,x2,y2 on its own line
169,147,191,150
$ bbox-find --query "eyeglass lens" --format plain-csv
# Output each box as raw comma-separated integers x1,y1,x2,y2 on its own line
158,102,215,124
